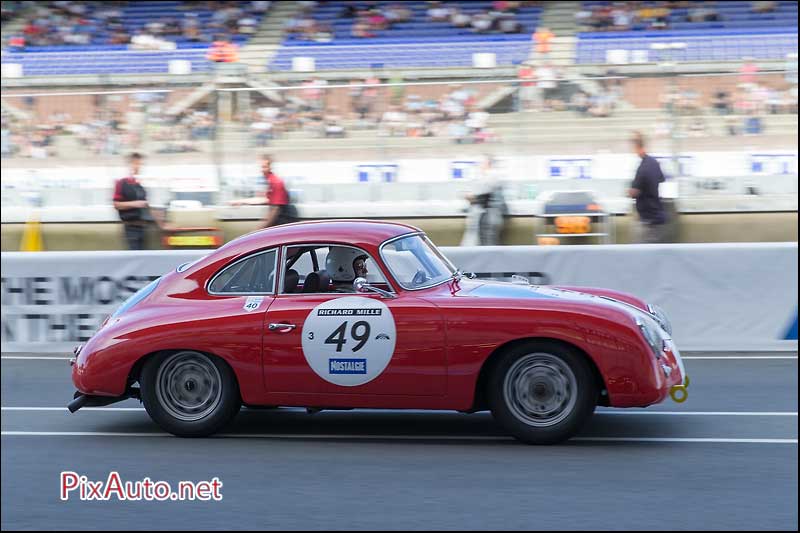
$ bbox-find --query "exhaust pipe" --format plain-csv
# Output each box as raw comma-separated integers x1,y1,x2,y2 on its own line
67,391,134,412
68,394,89,413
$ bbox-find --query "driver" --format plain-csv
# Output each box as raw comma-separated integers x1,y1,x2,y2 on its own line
325,247,369,292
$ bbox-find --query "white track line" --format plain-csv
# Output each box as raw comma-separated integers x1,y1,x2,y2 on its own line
2,407,797,416
597,411,798,416
682,356,797,360
2,356,72,360
2,355,797,361
0,431,796,444
2,407,144,411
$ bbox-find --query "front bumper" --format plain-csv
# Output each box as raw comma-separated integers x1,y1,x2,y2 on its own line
659,338,689,403
663,339,689,402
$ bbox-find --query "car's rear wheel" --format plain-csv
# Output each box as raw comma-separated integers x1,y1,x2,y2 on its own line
141,350,241,437
488,341,597,444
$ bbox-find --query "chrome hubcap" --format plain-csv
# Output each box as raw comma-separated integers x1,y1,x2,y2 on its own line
156,352,222,422
503,353,577,427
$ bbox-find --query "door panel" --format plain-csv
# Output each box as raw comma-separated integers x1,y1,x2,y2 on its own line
263,293,446,396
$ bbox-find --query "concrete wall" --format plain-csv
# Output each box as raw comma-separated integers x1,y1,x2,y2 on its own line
2,211,797,251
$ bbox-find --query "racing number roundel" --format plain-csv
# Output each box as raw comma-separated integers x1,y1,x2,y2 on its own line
301,296,397,386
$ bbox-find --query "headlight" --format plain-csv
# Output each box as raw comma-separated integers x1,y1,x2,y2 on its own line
648,304,673,336
636,317,663,358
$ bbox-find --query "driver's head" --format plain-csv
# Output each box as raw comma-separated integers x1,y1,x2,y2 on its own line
353,254,368,279
326,247,368,282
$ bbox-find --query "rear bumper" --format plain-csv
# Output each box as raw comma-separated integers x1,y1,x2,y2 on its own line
70,340,136,397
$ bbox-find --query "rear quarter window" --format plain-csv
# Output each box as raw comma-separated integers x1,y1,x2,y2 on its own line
208,250,277,294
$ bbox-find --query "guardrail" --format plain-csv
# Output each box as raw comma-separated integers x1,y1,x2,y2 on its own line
2,243,796,352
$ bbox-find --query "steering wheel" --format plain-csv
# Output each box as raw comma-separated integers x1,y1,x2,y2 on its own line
411,269,428,287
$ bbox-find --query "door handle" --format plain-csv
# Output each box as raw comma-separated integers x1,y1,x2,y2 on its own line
268,323,297,333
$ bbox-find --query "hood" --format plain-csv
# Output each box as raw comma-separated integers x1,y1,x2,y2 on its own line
457,279,653,322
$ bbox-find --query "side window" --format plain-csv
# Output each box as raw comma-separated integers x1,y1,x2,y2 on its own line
282,245,388,294
209,250,277,294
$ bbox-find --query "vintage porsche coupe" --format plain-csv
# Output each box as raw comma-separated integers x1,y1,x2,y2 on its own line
69,220,688,444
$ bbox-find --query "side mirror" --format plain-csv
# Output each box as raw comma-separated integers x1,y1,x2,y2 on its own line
353,277,368,293
352,277,396,299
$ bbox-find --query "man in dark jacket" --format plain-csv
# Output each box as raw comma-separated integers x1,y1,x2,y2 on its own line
113,152,152,250
628,132,668,243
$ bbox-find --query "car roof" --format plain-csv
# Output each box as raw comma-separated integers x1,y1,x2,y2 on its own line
217,219,421,257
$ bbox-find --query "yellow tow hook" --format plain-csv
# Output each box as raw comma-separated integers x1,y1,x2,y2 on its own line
669,374,690,403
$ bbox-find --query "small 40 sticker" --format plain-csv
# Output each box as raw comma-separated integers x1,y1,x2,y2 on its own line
243,296,264,312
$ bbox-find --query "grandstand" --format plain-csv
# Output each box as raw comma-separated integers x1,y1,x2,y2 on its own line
1,2,797,162
269,1,541,70
1,0,265,75
1,1,797,250
579,0,798,32
576,28,797,64
1,1,797,77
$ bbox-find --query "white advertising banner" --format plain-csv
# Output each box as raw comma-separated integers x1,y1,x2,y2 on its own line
2,150,797,190
1,244,797,353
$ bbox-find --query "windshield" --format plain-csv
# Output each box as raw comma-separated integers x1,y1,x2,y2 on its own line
381,234,455,290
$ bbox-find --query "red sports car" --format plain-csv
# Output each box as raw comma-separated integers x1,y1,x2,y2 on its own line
69,220,688,444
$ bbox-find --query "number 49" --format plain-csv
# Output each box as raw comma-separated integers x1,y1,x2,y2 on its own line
325,321,371,352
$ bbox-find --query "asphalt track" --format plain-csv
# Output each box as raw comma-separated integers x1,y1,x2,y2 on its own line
1,352,797,531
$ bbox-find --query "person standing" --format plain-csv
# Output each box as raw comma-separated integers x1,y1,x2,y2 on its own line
230,154,297,228
628,132,668,243
533,26,554,58
113,152,153,250
461,155,507,246
517,61,537,111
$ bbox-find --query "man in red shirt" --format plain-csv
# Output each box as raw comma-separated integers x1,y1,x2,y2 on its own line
230,154,296,228
113,152,152,249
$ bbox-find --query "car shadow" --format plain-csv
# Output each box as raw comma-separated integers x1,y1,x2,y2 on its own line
85,407,693,445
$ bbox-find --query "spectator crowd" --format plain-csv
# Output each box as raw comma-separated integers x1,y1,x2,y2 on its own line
2,71,796,160
575,1,780,32
283,0,541,42
6,1,270,49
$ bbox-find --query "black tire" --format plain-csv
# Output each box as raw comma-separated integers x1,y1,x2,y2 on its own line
140,350,241,437
488,340,597,444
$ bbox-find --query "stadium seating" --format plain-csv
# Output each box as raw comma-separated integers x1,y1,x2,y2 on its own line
580,0,798,32
576,28,798,64
2,1,798,74
1,1,259,75
269,37,533,70
575,1,798,64
1,48,212,75
269,1,541,71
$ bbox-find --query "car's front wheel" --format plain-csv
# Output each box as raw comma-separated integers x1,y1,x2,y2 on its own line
140,350,241,437
488,341,597,444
